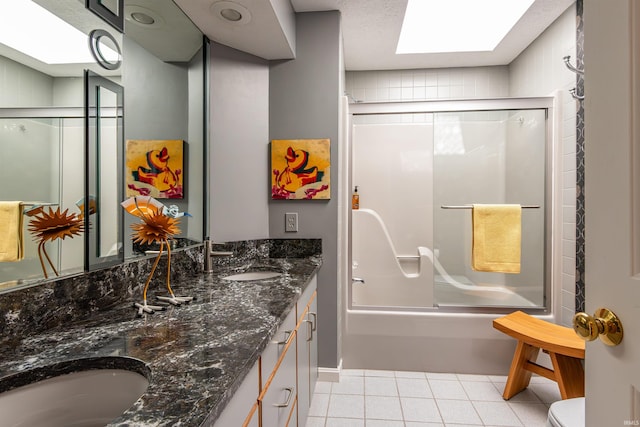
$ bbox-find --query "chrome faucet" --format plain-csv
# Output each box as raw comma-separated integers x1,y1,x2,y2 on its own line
352,277,365,284
204,240,234,273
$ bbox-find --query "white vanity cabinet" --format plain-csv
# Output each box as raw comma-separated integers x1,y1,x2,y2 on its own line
296,278,318,424
212,275,317,427
212,363,260,426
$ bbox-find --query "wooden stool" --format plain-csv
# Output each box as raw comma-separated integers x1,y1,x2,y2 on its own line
493,310,585,400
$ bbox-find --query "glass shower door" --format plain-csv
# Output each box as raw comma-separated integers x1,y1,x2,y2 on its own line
432,109,548,308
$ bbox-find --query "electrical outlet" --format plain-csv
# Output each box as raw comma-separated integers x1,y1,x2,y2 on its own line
285,212,298,232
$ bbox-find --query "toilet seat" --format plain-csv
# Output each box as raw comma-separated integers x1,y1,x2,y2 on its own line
547,397,585,427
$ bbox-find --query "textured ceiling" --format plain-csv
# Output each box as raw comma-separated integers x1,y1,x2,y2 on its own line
290,0,576,70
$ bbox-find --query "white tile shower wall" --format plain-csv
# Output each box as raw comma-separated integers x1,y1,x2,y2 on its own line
0,55,53,107
509,3,577,326
345,3,577,325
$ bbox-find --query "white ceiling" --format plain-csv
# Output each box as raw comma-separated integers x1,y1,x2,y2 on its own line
178,0,575,71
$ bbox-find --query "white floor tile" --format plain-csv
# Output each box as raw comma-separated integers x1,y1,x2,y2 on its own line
304,369,556,427
400,397,443,423
461,380,505,401
309,393,330,417
397,377,433,398
327,394,364,419
528,382,562,404
489,375,509,383
342,369,364,377
331,375,364,395
404,423,444,427
364,395,403,420
315,381,332,394
325,417,365,427
395,370,427,379
508,402,551,426
304,416,325,427
457,373,491,382
436,399,483,425
364,369,395,377
365,376,398,396
473,401,524,426
429,379,468,400
426,372,458,381
366,420,404,427
505,388,543,403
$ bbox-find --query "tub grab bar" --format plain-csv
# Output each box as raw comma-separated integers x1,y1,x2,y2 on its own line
441,205,539,209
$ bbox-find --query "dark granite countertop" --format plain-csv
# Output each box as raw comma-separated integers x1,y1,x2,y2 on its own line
0,254,322,426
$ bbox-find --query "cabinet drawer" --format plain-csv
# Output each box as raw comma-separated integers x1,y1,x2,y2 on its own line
259,330,298,427
260,305,297,389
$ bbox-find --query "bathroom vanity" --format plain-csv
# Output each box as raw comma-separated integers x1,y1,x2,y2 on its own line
0,240,322,426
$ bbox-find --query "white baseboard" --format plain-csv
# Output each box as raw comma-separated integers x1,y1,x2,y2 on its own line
318,359,342,382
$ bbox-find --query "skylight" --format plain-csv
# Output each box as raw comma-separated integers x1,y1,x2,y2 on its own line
0,0,95,64
396,0,535,54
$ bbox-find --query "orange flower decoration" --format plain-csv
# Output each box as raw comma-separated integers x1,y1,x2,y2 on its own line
27,207,84,279
28,207,84,242
131,210,180,245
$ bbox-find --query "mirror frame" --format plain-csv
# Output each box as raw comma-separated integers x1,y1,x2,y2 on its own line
86,0,124,33
84,70,124,271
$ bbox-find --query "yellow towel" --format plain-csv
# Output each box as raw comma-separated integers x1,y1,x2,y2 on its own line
472,204,521,274
0,201,25,262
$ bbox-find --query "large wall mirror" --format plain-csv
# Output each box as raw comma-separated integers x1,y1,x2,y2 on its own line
0,0,206,291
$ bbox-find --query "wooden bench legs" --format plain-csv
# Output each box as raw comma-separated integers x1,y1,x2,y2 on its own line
503,341,585,400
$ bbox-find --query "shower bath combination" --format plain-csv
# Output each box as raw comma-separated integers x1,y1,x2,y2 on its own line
343,96,558,373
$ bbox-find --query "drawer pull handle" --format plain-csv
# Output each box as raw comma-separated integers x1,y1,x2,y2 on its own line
277,330,293,345
309,312,317,331
304,319,313,342
273,387,294,407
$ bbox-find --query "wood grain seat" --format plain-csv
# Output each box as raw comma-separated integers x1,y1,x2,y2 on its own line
493,310,585,400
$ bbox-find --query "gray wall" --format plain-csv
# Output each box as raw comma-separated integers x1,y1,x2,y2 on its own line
208,43,270,242
269,11,342,369
123,37,196,254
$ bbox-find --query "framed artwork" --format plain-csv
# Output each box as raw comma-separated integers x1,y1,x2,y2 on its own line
126,139,184,199
271,139,331,200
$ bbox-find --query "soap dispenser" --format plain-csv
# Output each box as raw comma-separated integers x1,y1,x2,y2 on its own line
352,186,360,210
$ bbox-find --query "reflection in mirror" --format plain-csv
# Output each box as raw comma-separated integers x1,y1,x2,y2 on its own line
0,0,206,292
85,71,124,270
0,111,85,287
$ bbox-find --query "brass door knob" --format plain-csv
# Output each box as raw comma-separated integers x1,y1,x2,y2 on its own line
573,308,623,346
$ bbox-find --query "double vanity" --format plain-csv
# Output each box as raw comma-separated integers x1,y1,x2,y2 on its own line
0,239,322,426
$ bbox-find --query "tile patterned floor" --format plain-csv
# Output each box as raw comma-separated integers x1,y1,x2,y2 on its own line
305,369,560,427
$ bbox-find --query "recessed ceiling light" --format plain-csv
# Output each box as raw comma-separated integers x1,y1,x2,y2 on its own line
396,0,535,54
220,8,242,22
0,0,98,64
131,12,155,25
125,5,165,28
211,1,251,25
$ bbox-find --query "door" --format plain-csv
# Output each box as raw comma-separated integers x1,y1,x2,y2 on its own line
584,1,640,426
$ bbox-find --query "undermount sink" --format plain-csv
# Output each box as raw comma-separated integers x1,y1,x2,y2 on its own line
222,271,282,281
0,358,149,427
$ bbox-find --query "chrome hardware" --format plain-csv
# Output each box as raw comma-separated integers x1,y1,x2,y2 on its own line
277,330,293,345
569,88,585,101
304,319,313,342
273,387,294,407
563,55,584,75
308,312,317,331
203,240,233,273
441,205,539,209
352,277,365,284
573,308,623,346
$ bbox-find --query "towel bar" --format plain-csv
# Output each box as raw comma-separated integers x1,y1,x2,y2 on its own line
441,205,540,209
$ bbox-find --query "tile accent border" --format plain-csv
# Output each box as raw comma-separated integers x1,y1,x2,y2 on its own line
575,0,586,313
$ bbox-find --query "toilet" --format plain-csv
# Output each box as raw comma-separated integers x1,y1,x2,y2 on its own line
546,397,585,427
